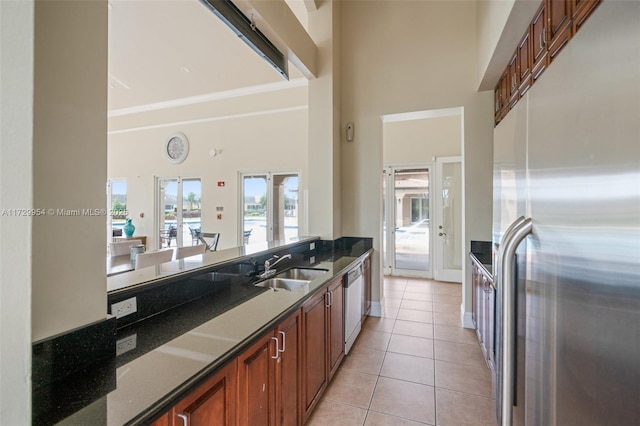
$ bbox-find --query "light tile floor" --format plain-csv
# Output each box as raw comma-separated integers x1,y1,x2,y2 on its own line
307,276,497,426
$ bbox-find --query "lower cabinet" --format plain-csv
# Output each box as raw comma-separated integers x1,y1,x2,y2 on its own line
150,273,349,426
169,359,238,426
237,309,301,426
302,276,344,422
471,259,496,372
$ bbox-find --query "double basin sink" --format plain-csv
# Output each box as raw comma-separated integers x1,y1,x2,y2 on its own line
254,267,329,292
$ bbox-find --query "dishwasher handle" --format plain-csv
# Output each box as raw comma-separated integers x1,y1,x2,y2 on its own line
345,263,363,288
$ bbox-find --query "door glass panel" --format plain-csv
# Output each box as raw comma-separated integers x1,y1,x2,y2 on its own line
393,169,430,271
109,180,127,237
382,170,388,269
243,176,267,244
440,162,462,270
182,178,202,245
159,179,178,248
272,174,299,242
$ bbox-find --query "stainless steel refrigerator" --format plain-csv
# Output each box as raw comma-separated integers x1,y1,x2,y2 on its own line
492,2,640,425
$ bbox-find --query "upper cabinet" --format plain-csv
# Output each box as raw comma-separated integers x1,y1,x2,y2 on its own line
494,0,601,125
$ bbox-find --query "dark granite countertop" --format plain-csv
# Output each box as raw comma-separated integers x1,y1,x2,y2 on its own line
51,250,371,425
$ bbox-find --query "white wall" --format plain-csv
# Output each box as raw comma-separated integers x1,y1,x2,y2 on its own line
0,1,33,422
383,115,462,164
31,1,108,342
108,88,308,250
340,0,494,319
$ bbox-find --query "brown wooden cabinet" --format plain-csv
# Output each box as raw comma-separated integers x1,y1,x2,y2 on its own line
548,0,573,61
237,310,301,426
494,0,602,125
471,260,495,372
170,359,238,426
301,276,345,422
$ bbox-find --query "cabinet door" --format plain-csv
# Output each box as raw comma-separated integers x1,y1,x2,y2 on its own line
548,0,572,61
517,28,532,95
507,51,519,108
302,290,327,420
275,310,301,426
572,0,601,33
172,359,237,426
327,277,345,380
362,255,372,319
531,2,548,82
237,333,276,426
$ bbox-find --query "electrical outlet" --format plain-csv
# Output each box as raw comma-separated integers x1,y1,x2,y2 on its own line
310,242,315,250
310,256,316,264
111,296,137,319
116,334,137,356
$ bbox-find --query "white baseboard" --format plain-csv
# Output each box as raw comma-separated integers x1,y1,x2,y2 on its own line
369,301,382,317
461,306,475,329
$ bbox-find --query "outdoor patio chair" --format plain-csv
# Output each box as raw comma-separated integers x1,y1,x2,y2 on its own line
198,232,220,251
159,226,177,247
243,229,252,245
189,227,201,246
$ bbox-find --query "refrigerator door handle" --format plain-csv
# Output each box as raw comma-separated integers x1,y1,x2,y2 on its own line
494,216,527,282
499,217,533,426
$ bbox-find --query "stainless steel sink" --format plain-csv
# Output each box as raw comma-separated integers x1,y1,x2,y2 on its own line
275,267,328,281
254,278,310,292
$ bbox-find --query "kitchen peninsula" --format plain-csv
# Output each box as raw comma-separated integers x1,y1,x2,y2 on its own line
33,236,373,425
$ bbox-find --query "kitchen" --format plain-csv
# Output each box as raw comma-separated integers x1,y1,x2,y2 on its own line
2,0,639,425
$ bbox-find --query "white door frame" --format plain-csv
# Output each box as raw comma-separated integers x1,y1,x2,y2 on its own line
433,156,463,283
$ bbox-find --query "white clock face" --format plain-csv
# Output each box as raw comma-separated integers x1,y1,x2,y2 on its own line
165,133,189,164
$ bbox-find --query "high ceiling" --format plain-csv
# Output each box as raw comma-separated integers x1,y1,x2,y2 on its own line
107,0,304,112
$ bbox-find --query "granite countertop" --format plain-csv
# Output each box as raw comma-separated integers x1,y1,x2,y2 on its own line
55,250,369,425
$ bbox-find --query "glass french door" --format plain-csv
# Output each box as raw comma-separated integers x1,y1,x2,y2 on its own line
433,157,462,282
383,166,432,277
241,172,299,245
106,179,127,249
157,177,201,249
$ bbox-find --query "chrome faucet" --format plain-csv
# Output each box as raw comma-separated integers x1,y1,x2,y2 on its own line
260,254,292,278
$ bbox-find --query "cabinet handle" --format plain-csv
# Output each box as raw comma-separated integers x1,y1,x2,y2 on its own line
539,26,547,49
177,413,188,426
325,292,330,308
271,336,280,359
278,331,286,353
330,290,334,306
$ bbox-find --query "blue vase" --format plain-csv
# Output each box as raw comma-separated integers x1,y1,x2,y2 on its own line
124,218,135,238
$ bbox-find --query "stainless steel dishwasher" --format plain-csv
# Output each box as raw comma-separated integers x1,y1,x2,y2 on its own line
344,262,363,354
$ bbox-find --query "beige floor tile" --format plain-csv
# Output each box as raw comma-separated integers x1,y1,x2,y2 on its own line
370,377,435,424
431,302,460,314
381,307,399,319
402,292,433,302
432,311,462,327
306,399,368,426
404,284,432,294
397,309,433,324
363,317,396,333
355,329,392,351
434,340,486,369
383,297,403,308
400,300,433,312
365,411,430,425
431,284,462,297
393,320,434,339
380,352,434,385
433,324,477,345
385,290,405,299
434,360,492,397
387,334,434,359
343,344,386,375
436,388,496,426
384,276,409,286
324,368,378,408
433,294,461,305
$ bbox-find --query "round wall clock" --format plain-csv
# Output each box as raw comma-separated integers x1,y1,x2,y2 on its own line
165,132,189,164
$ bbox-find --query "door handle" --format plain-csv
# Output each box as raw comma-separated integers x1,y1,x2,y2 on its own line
499,217,532,426
271,336,280,359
